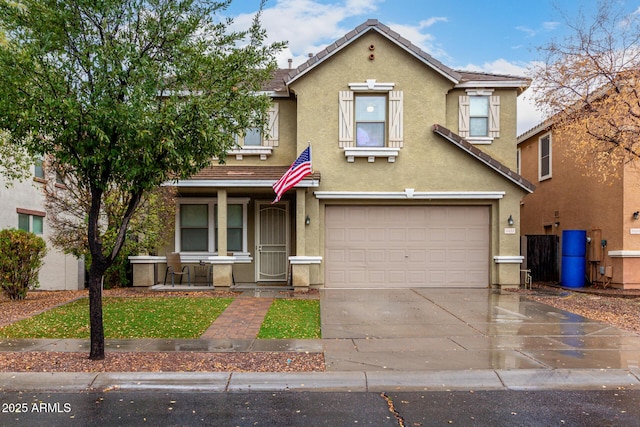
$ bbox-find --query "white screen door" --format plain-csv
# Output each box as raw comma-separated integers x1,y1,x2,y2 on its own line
256,202,288,281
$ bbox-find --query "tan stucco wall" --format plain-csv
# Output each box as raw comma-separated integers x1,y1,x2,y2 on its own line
223,97,298,167
161,31,528,289
288,31,526,287
446,88,519,169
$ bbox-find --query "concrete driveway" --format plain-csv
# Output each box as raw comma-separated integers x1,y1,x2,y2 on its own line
320,288,640,372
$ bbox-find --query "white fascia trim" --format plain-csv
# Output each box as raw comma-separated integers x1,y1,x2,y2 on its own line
608,250,640,258
456,80,530,89
128,256,166,264
493,255,524,264
288,256,323,264
165,179,320,188
287,28,459,85
314,191,505,200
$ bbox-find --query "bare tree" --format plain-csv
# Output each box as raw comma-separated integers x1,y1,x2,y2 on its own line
532,0,640,177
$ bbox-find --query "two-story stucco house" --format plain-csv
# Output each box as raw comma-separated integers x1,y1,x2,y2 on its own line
131,19,533,291
0,159,84,291
518,119,640,290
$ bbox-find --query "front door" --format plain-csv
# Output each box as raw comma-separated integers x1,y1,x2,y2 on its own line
256,202,288,282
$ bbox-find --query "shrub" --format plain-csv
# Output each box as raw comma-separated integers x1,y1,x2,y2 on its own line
0,229,47,300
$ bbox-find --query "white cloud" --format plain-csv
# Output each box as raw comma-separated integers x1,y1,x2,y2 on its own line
516,21,559,37
385,21,450,61
420,17,448,28
228,0,452,68
459,59,546,134
229,0,383,68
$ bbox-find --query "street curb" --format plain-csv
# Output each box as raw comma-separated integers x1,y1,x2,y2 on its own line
1,369,640,393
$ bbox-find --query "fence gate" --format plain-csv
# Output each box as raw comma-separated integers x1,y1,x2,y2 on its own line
523,235,559,282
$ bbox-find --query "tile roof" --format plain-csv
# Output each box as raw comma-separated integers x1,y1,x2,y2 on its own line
277,19,530,91
187,165,321,182
285,19,462,85
432,124,535,193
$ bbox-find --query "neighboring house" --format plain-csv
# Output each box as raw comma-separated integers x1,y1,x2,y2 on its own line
518,120,640,290
0,158,84,291
131,19,533,290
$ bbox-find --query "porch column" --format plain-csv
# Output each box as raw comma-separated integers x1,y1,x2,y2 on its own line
213,189,233,288
296,188,306,256
290,188,311,291
217,189,227,255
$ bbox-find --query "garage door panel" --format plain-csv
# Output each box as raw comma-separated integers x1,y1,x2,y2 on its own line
348,249,365,263
325,206,489,288
348,228,366,242
368,228,386,241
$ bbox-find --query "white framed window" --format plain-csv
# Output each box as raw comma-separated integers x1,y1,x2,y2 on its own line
539,133,552,181
215,203,246,252
228,103,278,160
339,80,403,162
355,95,386,147
176,198,249,253
243,127,262,146
17,209,44,235
459,90,500,143
469,96,489,137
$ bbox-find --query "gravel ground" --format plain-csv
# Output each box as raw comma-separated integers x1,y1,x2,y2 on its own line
0,285,638,373
507,284,640,334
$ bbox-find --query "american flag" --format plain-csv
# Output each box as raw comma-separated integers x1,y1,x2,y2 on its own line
272,146,312,203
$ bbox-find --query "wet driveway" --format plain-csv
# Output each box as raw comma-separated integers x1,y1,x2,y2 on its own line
320,288,640,372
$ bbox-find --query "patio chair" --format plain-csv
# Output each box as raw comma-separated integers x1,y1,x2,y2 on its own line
164,252,191,287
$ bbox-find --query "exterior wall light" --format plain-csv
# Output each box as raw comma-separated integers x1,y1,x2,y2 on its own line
305,215,311,225
507,215,514,226
634,211,639,220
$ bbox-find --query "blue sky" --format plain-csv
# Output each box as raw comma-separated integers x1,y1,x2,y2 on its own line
223,0,640,134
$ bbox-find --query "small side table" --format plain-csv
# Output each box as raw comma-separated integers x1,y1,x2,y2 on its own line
194,261,213,287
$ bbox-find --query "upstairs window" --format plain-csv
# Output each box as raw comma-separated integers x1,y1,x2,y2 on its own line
339,82,403,150
355,95,386,147
459,91,500,142
469,96,489,137
243,128,262,146
539,133,552,180
34,157,44,180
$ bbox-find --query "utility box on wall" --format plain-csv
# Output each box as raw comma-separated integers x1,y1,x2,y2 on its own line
589,228,602,262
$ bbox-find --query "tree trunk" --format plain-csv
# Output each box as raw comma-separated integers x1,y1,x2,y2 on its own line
88,261,107,360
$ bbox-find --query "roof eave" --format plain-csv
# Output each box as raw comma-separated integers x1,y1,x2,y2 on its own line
286,21,461,86
432,124,536,194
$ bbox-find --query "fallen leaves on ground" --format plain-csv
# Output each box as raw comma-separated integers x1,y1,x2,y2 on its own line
0,351,324,373
0,288,323,372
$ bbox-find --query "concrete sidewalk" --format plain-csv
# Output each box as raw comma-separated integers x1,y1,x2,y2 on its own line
1,288,640,392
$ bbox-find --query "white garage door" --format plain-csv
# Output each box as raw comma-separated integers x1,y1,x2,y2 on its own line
325,205,489,288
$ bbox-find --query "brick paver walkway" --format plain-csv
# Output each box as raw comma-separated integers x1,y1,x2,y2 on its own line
200,295,274,339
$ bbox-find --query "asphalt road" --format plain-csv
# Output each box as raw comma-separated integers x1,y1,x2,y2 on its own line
2,389,640,426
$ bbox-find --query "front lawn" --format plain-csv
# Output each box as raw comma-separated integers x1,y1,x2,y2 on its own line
0,297,233,339
258,299,321,339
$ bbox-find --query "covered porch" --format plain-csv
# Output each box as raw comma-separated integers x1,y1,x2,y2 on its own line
130,166,322,291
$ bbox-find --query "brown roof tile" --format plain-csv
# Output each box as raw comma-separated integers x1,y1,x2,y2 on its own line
432,124,535,193
188,165,321,182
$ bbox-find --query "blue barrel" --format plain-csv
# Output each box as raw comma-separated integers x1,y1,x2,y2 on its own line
561,255,586,288
562,230,587,257
561,230,587,288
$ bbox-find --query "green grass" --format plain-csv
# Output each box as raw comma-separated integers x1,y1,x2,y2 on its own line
0,297,233,339
257,299,321,339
